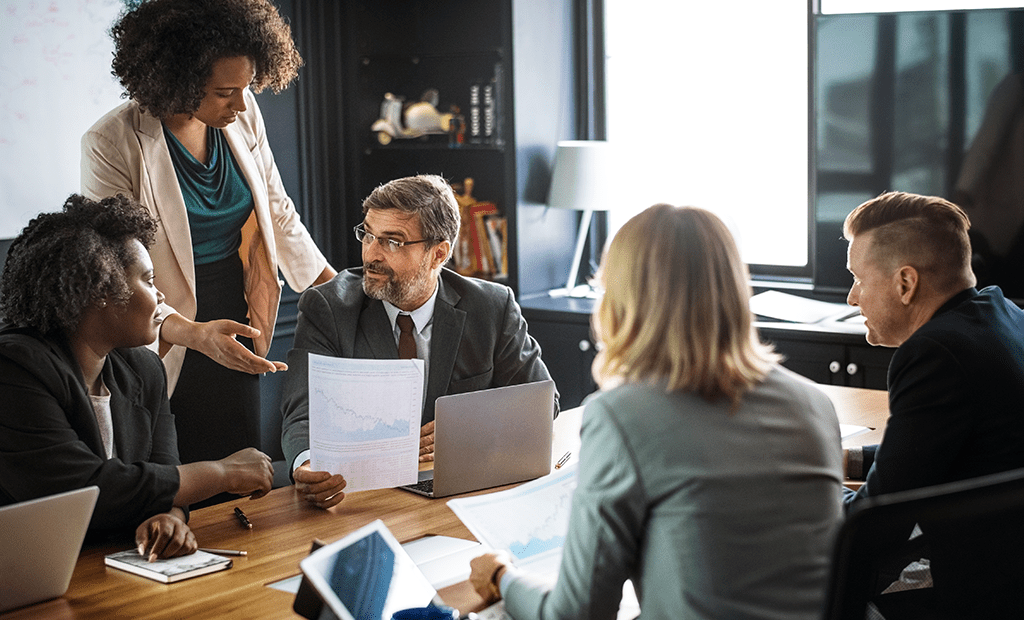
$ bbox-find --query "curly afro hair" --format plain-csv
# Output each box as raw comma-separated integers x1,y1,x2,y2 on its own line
110,0,303,119
0,194,158,336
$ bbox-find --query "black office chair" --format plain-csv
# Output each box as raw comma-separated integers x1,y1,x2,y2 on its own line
822,467,1024,620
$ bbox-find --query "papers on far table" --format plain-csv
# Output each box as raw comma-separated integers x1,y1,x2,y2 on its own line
308,354,423,493
841,424,871,440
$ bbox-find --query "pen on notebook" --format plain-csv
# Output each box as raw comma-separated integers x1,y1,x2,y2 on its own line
555,451,571,469
198,548,248,557
234,506,253,529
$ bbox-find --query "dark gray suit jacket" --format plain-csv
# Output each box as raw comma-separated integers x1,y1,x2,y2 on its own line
0,326,181,533
280,268,557,469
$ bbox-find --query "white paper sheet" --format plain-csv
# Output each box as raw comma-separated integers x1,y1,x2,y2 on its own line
840,424,872,440
447,465,639,618
401,535,483,589
308,354,423,493
447,464,579,576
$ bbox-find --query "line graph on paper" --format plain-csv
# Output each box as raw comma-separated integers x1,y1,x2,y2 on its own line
447,465,578,575
310,387,413,443
307,354,423,492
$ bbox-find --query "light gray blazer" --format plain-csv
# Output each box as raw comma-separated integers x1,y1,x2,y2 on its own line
504,367,844,620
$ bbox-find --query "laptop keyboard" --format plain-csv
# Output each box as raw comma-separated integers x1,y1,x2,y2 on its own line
404,478,434,495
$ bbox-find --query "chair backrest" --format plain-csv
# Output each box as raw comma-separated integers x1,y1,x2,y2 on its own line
822,467,1024,620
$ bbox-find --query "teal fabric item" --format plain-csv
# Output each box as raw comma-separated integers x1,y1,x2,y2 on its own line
163,125,254,265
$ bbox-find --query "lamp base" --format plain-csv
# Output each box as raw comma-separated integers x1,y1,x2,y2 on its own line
548,284,601,299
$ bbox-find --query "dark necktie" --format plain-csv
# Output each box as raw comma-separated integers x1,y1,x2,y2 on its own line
396,314,417,359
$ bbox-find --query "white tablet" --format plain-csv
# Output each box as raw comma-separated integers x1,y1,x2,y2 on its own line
299,520,440,620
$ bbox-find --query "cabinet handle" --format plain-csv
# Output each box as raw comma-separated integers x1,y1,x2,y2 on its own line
846,363,859,376
578,340,591,352
829,361,841,374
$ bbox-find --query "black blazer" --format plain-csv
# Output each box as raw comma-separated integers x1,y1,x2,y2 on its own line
0,327,180,533
847,286,1024,506
281,268,557,469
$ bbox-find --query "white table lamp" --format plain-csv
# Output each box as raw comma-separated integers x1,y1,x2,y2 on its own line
546,140,615,297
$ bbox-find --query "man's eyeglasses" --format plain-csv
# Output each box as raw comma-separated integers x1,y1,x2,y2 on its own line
353,225,436,254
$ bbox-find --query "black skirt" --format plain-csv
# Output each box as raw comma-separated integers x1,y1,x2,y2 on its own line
169,253,261,466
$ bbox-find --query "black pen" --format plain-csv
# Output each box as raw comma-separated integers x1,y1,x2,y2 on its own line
234,506,253,529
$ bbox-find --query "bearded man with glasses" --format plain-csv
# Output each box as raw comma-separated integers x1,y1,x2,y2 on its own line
280,174,557,509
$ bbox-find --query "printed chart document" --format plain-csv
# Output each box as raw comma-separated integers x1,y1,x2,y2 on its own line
448,463,578,577
448,464,640,620
308,354,423,493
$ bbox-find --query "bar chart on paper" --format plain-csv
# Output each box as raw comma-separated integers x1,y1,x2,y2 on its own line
447,464,578,576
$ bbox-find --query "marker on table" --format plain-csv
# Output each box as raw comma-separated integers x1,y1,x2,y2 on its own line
234,506,253,530
198,548,248,557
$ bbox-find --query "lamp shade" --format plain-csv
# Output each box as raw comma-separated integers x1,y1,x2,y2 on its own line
547,140,616,212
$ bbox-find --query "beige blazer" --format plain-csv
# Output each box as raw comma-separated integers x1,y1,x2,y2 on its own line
81,91,329,393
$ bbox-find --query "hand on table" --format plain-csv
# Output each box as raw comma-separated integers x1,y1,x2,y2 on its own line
469,552,514,604
135,511,196,561
293,461,347,509
219,448,274,499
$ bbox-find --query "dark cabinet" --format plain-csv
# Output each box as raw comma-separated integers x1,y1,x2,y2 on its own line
521,295,598,410
758,324,894,390
520,298,895,408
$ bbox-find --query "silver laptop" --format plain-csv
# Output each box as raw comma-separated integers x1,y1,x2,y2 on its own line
400,379,555,498
0,486,99,612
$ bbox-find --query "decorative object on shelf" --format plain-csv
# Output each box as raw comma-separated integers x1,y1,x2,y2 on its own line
451,178,507,281
546,140,616,298
468,83,481,143
370,89,457,145
467,65,503,146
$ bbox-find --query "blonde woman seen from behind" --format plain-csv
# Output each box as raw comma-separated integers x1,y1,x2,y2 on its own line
469,204,844,619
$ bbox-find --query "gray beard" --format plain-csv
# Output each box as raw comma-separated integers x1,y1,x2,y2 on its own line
362,258,435,309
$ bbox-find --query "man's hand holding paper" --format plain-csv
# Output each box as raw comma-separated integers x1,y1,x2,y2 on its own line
419,421,435,462
307,354,424,496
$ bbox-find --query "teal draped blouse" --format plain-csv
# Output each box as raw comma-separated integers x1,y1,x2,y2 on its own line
163,125,254,265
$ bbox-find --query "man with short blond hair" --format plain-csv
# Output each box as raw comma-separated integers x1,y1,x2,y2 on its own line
843,191,1024,617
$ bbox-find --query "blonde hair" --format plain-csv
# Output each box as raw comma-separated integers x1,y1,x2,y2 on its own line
592,204,779,405
843,191,975,293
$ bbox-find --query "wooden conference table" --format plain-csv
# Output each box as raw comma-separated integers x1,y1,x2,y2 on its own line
3,384,888,620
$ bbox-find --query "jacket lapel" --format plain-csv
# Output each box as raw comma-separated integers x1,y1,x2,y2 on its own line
223,110,277,270
358,300,399,359
136,107,196,297
104,354,142,461
427,278,465,408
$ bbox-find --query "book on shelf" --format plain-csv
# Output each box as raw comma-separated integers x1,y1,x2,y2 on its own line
104,548,232,583
483,214,507,278
468,202,499,275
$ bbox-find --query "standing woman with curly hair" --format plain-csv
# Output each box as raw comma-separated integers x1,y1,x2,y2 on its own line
81,0,336,471
0,194,274,558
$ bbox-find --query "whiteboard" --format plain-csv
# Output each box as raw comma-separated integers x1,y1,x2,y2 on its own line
0,0,126,239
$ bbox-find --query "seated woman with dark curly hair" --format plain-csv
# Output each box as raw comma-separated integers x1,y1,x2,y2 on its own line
0,194,274,560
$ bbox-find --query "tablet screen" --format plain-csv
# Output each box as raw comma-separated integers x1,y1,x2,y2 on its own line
301,520,436,620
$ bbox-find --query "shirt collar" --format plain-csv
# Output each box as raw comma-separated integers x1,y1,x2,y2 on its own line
383,281,439,334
